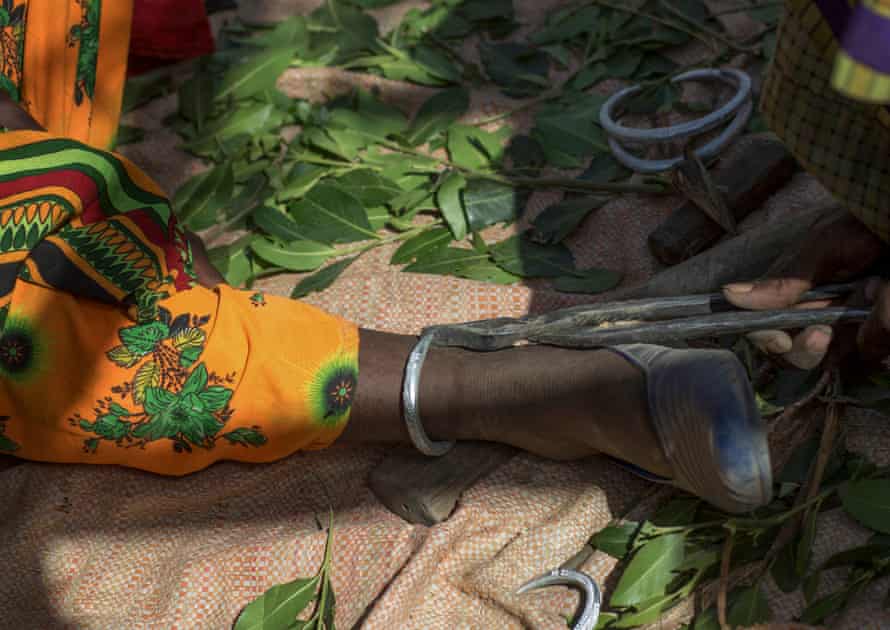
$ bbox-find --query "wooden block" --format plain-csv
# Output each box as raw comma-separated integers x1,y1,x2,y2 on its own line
649,138,797,266
369,442,516,525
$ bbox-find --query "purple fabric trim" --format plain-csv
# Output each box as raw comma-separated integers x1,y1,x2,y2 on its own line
813,0,852,39
812,0,890,111
842,4,890,74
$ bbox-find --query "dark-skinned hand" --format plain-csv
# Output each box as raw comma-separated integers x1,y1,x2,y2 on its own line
722,212,890,373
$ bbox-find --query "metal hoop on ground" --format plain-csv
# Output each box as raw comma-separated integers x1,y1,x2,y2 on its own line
599,68,753,173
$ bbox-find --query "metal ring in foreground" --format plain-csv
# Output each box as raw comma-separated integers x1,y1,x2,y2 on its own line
402,330,456,457
599,68,753,173
517,568,602,630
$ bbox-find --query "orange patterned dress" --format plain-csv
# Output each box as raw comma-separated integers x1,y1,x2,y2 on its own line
0,2,359,474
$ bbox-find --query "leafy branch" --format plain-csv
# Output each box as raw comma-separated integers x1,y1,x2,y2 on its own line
234,512,338,630
149,0,779,299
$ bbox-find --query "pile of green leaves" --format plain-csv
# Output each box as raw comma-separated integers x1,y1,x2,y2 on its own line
235,516,337,630
588,438,890,629
122,0,782,298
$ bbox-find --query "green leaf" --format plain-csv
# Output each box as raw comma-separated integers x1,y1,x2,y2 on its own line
689,607,719,630
178,72,214,132
771,538,800,593
122,69,170,114
804,571,821,603
337,89,408,138
403,87,470,146
436,172,467,239
572,63,608,90
604,48,643,79
289,184,378,243
391,227,452,264
727,585,771,627
797,504,819,577
480,43,550,98
332,170,401,206
308,0,379,61
578,153,631,185
302,127,362,161
376,44,460,86
186,103,280,154
208,235,255,287
455,259,521,285
366,206,390,230
245,15,309,48
841,479,890,533
250,237,335,272
462,179,519,231
291,257,357,298
594,612,618,629
532,5,600,44
623,83,679,115
541,44,572,68
800,589,849,625
459,0,513,23
254,205,306,241
506,135,546,170
490,236,575,278
530,196,607,244
634,54,677,81
278,164,329,201
609,533,686,607
553,269,622,294
652,498,700,527
590,523,638,559
533,97,608,157
176,162,235,230
403,247,490,276
821,544,890,570
612,593,676,628
234,576,319,630
447,124,510,170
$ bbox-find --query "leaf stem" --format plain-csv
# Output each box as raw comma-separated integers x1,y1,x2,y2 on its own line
658,0,759,53
249,221,443,283
718,528,735,630
649,487,838,537
592,0,720,52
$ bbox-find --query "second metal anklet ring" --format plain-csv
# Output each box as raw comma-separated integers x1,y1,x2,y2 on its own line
402,329,456,457
599,68,753,173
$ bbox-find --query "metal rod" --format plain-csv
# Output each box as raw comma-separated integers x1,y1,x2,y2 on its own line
425,284,859,351
531,307,870,347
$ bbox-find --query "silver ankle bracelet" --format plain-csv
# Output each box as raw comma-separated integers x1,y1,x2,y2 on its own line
402,330,455,456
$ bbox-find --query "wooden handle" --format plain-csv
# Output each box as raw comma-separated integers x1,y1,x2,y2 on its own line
648,136,797,266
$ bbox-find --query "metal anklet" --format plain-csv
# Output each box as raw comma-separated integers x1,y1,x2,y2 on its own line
402,329,456,456
599,68,753,173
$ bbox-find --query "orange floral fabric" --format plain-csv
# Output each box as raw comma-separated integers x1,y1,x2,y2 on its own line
0,0,133,149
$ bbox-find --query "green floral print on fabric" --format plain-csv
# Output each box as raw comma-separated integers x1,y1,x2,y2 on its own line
0,0,26,102
0,310,46,382
0,416,19,452
69,0,100,106
307,354,358,428
73,305,268,454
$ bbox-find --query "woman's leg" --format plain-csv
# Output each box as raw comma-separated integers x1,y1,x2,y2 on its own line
343,329,671,476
